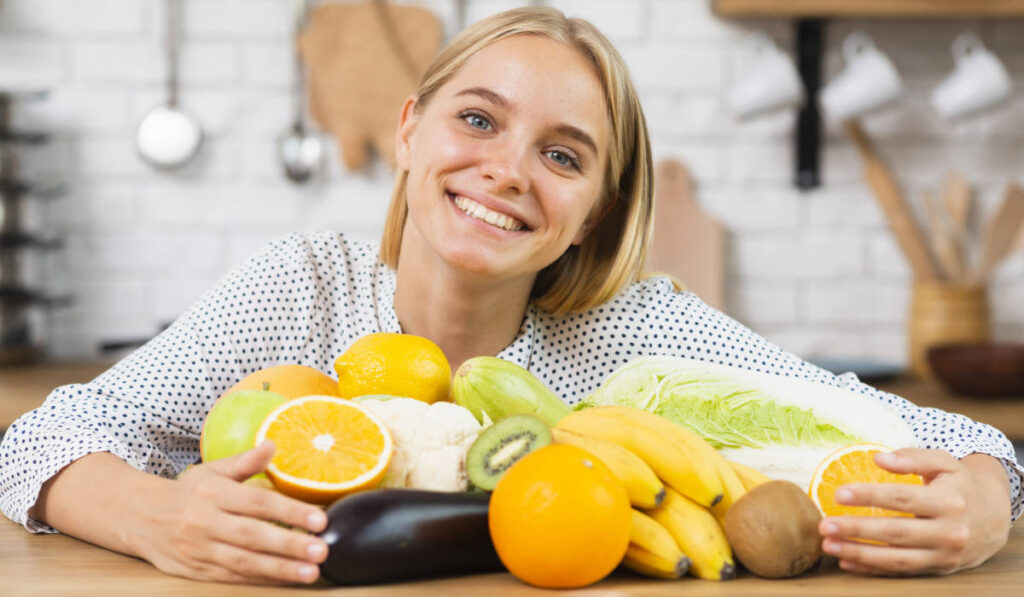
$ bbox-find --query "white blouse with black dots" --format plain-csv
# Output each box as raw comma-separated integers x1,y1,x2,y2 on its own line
2,232,1021,532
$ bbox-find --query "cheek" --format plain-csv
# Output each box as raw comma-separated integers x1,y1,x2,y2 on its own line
411,124,477,173
544,183,601,230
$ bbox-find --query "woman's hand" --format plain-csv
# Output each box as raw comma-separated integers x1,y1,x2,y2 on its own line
818,448,1012,576
128,441,329,585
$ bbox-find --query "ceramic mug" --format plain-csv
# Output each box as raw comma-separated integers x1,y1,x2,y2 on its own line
726,31,805,119
931,32,1013,120
819,31,903,122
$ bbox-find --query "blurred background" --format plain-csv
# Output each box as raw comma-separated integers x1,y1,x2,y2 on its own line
0,1,1022,452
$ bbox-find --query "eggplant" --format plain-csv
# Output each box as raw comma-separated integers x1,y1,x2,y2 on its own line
317,489,504,585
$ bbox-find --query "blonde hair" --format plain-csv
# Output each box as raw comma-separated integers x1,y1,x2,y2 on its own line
380,6,653,317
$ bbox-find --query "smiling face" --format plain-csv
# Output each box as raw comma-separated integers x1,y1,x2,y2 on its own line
395,34,611,283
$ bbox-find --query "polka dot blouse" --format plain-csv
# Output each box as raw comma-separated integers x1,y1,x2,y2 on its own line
2,232,1021,531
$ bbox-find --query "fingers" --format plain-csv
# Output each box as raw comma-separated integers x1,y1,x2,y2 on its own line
820,516,969,550
205,440,277,482
834,482,960,518
208,511,328,565
874,448,959,480
220,482,328,534
821,537,958,576
202,540,322,585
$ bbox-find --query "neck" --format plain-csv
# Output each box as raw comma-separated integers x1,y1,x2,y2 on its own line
392,227,535,373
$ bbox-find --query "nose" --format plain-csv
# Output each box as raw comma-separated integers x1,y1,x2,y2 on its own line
479,140,529,195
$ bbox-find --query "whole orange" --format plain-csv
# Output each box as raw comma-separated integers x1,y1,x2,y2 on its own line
220,364,340,400
488,444,631,588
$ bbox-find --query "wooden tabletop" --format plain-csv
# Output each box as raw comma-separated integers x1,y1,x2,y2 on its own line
0,519,1021,595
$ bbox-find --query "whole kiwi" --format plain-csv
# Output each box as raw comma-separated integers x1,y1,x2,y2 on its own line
723,480,823,579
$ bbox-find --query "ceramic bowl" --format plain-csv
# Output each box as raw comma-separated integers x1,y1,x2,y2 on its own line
927,342,1024,398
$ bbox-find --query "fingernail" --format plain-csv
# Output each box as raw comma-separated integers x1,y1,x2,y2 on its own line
835,488,853,503
307,511,326,531
823,540,841,556
823,522,839,535
876,452,894,464
307,542,326,560
298,564,318,582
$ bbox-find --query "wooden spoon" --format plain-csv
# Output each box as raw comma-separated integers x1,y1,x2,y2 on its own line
972,183,1024,283
846,121,939,281
941,170,971,271
923,190,965,282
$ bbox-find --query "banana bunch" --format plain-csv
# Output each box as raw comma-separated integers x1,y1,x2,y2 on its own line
554,406,772,581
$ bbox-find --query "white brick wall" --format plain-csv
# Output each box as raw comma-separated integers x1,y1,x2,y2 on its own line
1,0,1022,364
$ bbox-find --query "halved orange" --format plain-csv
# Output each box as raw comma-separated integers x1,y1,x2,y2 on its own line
809,443,923,518
254,395,393,505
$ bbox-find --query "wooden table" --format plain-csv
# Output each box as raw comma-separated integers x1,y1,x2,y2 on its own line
0,519,1021,595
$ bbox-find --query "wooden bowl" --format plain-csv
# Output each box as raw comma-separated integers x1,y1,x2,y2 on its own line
926,343,1024,398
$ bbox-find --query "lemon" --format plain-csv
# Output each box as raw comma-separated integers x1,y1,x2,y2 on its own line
334,333,451,403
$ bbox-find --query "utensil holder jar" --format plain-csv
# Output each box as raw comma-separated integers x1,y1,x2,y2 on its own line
908,280,990,378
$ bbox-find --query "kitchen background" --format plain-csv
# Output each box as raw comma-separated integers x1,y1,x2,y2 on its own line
0,0,1022,369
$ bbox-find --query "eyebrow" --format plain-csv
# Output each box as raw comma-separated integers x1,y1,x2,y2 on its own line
454,86,599,157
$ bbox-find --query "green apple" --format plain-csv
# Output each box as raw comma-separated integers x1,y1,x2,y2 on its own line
200,389,289,466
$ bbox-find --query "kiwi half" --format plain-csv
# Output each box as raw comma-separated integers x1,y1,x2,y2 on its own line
466,414,551,491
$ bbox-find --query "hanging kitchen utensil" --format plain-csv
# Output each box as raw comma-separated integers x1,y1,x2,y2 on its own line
298,0,442,171
645,158,727,311
277,0,323,184
136,0,203,170
922,189,965,282
971,182,1024,283
846,121,939,281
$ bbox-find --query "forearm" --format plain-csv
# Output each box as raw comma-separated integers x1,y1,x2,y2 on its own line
29,451,171,557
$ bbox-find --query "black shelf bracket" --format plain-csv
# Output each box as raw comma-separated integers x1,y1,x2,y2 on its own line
795,18,824,190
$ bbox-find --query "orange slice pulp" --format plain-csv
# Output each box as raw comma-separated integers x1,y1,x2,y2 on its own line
254,395,393,504
809,442,924,518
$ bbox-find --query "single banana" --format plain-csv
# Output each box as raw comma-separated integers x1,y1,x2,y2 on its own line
556,407,723,507
645,487,736,581
623,545,689,580
628,509,689,570
708,456,747,526
728,459,772,491
551,428,666,508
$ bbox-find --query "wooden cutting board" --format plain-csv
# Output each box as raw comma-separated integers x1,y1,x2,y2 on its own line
644,158,727,311
299,1,442,171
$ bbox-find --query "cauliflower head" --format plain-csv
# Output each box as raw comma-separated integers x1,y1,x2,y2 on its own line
358,397,482,492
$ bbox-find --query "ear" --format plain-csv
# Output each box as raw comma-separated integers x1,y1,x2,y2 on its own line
394,95,420,172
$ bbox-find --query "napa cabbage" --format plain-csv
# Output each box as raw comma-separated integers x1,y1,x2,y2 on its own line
580,357,918,489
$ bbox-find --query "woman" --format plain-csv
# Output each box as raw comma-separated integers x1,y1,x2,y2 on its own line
0,7,1019,585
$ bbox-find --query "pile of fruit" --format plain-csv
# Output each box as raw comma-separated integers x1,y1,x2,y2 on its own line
197,332,922,588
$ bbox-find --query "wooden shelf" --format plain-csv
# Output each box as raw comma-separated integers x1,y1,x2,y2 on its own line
714,0,1024,18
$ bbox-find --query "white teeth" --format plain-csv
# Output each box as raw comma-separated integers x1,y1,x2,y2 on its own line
451,193,525,232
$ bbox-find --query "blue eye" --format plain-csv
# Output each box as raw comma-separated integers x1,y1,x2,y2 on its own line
463,113,491,131
546,150,582,171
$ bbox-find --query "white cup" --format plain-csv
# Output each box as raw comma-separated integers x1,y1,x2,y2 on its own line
931,32,1013,120
819,31,903,122
727,31,805,119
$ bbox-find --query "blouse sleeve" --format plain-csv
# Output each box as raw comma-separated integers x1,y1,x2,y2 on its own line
639,278,1024,522
0,235,323,533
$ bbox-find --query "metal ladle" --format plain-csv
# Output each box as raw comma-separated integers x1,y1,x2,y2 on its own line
277,0,323,184
136,0,203,170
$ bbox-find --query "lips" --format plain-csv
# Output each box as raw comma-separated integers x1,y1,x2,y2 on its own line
447,191,527,232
